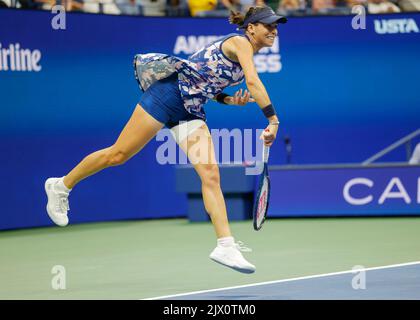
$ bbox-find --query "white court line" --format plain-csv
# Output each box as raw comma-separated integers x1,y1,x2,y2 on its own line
144,260,420,300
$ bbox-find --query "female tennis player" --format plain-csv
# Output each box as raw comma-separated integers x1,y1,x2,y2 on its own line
45,6,286,274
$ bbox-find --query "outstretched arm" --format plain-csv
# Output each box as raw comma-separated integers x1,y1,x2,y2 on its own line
231,36,280,146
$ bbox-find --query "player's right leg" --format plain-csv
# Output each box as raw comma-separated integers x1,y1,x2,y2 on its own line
45,104,163,226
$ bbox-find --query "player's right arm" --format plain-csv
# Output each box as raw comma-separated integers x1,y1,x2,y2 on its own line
230,36,279,145
230,37,273,112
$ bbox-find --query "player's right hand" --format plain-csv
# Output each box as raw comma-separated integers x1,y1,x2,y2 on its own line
260,126,277,147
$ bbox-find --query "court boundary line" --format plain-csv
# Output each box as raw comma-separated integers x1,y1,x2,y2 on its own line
143,260,420,300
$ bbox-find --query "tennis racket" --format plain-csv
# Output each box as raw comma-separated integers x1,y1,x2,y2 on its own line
252,140,271,231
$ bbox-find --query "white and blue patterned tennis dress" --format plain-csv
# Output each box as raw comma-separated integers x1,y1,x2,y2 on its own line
134,33,247,128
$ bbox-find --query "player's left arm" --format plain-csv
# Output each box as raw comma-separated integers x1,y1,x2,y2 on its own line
213,89,255,106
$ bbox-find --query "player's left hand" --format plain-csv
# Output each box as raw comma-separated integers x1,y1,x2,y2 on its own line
227,89,255,106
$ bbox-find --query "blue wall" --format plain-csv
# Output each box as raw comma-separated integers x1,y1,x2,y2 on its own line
1,9,419,229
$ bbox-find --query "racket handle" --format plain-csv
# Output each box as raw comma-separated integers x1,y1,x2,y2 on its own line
263,144,270,163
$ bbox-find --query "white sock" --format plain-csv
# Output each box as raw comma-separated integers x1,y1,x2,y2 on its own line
217,236,234,247
55,177,72,193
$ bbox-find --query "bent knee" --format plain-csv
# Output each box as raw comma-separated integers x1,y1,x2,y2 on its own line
105,147,130,166
199,164,220,187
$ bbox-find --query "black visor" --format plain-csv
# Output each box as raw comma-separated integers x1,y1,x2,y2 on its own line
239,7,287,29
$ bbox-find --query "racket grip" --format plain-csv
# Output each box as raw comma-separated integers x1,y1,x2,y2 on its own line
263,144,270,163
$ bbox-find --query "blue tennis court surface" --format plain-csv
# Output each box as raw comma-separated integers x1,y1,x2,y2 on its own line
151,262,420,300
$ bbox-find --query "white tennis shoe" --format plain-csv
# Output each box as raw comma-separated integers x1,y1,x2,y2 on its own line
209,241,256,274
45,177,70,227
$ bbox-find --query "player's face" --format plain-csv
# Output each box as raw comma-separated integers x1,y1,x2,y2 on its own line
253,23,278,47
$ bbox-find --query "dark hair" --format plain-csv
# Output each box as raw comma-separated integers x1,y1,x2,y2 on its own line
228,6,267,29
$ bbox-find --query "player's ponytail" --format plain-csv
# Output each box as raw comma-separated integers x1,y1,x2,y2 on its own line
228,10,245,27
228,6,268,29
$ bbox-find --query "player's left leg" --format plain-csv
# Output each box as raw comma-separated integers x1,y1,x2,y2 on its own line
174,120,255,273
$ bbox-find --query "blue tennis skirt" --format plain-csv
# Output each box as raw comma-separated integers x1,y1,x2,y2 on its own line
138,73,204,129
